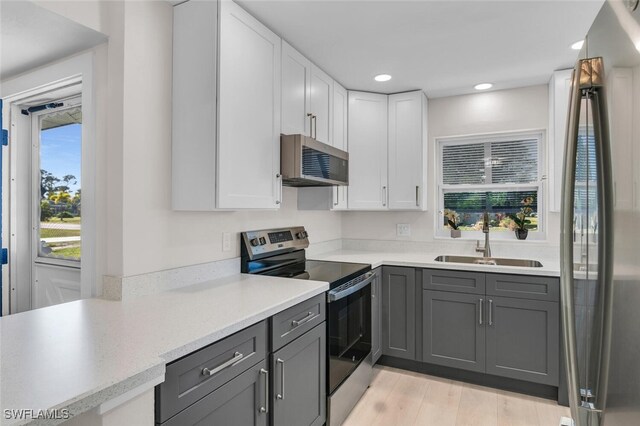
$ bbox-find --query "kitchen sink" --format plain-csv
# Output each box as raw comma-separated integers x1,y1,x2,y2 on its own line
434,255,543,268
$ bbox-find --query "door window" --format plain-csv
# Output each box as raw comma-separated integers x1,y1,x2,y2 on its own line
35,102,82,262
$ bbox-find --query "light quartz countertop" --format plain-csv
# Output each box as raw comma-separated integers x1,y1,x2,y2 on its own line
310,249,561,277
0,274,329,425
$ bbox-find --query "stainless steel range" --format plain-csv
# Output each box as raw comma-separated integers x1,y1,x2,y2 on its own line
240,226,374,425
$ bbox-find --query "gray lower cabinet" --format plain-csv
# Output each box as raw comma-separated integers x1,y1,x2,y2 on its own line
371,268,382,364
382,266,416,360
272,323,326,426
162,359,269,426
485,296,559,385
422,290,486,373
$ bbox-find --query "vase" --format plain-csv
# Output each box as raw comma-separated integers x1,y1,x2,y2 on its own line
515,229,528,240
450,229,461,238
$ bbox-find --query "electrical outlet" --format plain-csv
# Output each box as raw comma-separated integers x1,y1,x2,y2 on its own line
222,232,231,252
396,223,411,237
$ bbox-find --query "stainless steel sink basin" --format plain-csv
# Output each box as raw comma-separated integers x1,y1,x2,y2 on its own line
434,255,543,268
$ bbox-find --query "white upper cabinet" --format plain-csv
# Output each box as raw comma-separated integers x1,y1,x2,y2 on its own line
172,0,218,211
218,0,282,209
388,91,428,210
281,41,311,137
332,82,348,209
348,91,389,210
548,69,573,212
281,42,333,146
310,65,333,145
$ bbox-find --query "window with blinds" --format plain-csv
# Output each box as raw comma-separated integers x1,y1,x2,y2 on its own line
438,132,543,237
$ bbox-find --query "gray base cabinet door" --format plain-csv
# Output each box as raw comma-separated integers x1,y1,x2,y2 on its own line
272,323,326,426
423,290,486,373
485,296,560,385
371,268,382,364
382,266,416,360
161,359,268,426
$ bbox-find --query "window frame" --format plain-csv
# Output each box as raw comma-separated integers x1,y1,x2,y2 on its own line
435,130,546,241
31,95,83,267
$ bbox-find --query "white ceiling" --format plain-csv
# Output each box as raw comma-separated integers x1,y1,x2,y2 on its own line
0,0,107,81
238,0,605,97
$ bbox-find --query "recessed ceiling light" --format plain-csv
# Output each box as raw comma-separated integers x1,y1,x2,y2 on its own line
571,40,584,50
374,74,392,82
474,83,493,91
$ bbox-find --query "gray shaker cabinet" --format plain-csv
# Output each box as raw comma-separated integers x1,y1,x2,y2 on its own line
371,267,382,364
161,359,269,426
485,296,559,386
272,323,327,426
382,266,416,360
422,290,486,373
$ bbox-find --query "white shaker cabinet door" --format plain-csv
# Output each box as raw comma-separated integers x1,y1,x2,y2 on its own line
310,65,333,145
388,91,427,210
332,82,348,210
347,91,388,210
218,0,282,209
281,40,311,137
548,69,573,212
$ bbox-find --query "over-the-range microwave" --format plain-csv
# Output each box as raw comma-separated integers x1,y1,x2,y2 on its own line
280,134,349,187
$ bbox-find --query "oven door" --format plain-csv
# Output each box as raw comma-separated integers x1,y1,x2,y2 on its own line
326,272,373,395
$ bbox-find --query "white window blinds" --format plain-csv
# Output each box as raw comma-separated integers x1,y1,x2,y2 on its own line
442,138,539,185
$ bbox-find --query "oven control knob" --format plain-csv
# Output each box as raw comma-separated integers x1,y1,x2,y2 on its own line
296,231,308,239
250,238,260,247
259,237,267,245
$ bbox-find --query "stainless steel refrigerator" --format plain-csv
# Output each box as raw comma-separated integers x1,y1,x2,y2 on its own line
561,1,640,425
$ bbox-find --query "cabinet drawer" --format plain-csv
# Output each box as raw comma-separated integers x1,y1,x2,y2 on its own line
156,321,268,423
271,294,326,351
422,269,485,294
486,274,559,302
159,359,269,426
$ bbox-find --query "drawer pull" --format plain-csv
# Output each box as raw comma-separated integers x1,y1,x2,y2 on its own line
276,358,285,399
259,368,269,413
202,351,244,376
291,311,316,328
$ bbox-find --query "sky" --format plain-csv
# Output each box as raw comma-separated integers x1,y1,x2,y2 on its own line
40,123,81,194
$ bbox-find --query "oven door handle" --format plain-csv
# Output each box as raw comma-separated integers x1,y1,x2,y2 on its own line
327,272,375,303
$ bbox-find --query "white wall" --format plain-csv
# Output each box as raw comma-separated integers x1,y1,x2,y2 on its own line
37,0,341,278
342,84,560,248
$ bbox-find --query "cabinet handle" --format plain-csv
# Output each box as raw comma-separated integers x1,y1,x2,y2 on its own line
291,311,316,328
415,185,420,207
275,173,282,205
307,113,313,138
312,115,317,139
202,351,243,376
334,187,339,206
479,299,484,325
259,368,269,413
489,299,493,326
276,358,285,399
382,186,387,207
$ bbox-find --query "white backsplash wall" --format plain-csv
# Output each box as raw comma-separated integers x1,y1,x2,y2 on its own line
342,84,561,257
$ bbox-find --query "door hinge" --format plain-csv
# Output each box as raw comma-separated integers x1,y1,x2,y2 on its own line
1,248,7,265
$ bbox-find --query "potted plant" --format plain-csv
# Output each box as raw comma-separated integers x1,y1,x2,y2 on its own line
443,209,461,238
509,196,534,240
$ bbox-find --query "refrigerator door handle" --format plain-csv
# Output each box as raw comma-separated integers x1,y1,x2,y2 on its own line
560,63,584,425
590,71,615,417
561,57,616,426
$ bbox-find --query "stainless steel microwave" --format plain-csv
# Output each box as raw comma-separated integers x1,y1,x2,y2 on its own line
280,134,349,187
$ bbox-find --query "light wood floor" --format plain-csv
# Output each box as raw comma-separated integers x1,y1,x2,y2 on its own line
342,365,571,426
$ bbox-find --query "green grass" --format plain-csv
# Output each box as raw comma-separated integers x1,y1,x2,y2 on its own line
53,246,81,259
44,217,81,224
41,229,81,238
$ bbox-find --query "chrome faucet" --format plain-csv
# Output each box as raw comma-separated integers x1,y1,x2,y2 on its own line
475,212,492,258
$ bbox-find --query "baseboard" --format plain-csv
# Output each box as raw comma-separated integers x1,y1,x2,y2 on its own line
378,355,559,401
